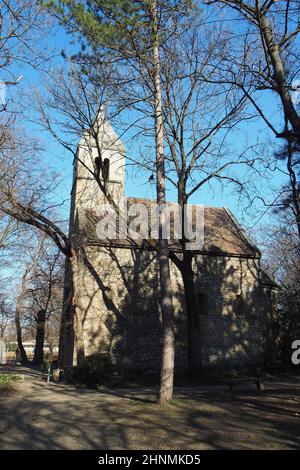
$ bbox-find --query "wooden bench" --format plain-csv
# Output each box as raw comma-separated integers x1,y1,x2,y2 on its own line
226,377,264,392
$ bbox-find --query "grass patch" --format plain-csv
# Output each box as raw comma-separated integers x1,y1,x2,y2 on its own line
0,372,22,394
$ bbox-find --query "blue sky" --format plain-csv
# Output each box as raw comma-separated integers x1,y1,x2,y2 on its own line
1,7,290,248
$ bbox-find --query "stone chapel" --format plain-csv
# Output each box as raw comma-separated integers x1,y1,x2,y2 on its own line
61,110,277,374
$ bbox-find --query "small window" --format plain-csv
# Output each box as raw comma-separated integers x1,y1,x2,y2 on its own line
102,158,110,181
197,292,208,316
234,294,245,316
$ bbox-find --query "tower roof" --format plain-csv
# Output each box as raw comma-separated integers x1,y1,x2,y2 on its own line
78,107,125,154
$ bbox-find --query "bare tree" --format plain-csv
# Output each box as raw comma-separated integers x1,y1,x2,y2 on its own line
43,0,198,404
14,235,50,363
206,0,300,238
39,1,270,390
24,246,63,365
14,267,29,363
260,208,300,364
158,13,262,373
103,8,264,373
0,293,13,338
206,0,300,140
0,125,74,358
0,0,54,116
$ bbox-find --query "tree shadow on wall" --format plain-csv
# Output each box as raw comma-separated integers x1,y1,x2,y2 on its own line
195,249,271,370
80,245,186,379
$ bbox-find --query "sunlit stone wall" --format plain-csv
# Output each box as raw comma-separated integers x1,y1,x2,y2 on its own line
72,246,273,373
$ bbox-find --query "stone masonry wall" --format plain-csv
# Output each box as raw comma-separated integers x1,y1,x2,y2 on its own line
194,255,271,368
73,246,272,373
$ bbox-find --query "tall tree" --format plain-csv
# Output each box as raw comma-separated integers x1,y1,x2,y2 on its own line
43,0,194,403
149,1,175,404
206,0,300,239
261,209,300,364
0,127,75,362
0,0,53,115
158,12,260,373
24,246,63,365
0,294,13,338
87,7,260,374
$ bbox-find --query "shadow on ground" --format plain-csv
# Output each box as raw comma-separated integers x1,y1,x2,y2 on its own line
0,364,299,450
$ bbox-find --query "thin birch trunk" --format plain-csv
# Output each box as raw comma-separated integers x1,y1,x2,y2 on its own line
150,0,176,405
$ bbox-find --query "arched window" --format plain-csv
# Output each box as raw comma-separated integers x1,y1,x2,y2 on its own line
94,156,101,177
102,158,110,181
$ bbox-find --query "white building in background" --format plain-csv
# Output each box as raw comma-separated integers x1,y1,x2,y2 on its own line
22,341,59,354
0,338,6,364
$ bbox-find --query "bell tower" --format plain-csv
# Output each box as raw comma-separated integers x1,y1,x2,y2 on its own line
62,109,125,367
70,108,125,228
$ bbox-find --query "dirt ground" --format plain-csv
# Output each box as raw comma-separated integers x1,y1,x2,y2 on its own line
0,364,299,450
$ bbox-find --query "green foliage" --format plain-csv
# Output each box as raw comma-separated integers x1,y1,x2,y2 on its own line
0,372,22,392
8,342,18,352
41,0,193,58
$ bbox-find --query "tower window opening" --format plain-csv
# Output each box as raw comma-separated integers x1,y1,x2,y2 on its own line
103,158,110,181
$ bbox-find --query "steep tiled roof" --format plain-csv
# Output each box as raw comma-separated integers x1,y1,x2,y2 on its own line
75,198,260,258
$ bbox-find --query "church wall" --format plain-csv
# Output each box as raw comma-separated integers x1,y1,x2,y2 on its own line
194,255,270,368
73,246,271,373
66,113,274,375
73,246,186,373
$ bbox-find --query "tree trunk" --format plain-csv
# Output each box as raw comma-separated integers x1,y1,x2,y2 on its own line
33,309,46,365
158,239,176,404
150,1,175,405
59,248,86,369
182,252,201,375
177,178,202,375
59,255,74,367
15,272,28,364
259,14,300,139
286,140,300,241
15,308,28,364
